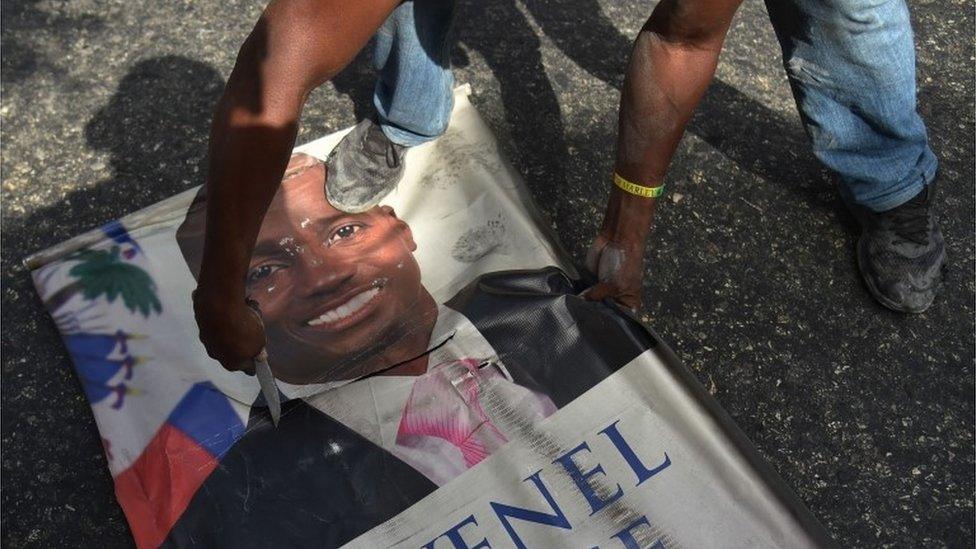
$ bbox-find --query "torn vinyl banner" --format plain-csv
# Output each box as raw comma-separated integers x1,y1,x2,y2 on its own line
28,86,833,548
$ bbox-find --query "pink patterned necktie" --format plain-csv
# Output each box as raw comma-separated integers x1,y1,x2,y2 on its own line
396,358,508,468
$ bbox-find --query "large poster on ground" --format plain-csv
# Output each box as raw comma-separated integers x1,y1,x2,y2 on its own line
28,87,832,548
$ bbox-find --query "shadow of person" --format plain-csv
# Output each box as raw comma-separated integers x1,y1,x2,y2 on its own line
84,56,225,211
522,0,630,90
1,55,226,547
10,55,225,273
457,1,572,229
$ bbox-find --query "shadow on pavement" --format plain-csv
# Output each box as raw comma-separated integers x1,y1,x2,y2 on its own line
0,0,105,85
523,0,836,209
85,56,224,204
459,0,571,216
1,55,224,547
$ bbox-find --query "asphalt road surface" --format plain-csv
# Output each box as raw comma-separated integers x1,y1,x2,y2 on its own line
2,0,973,546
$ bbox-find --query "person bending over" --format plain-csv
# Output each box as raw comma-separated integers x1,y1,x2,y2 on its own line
586,0,945,314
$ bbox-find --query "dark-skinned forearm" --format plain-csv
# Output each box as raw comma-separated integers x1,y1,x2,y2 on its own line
604,0,742,245
197,63,302,302
196,0,401,304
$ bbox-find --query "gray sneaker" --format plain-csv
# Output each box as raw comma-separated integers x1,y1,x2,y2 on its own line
853,182,946,313
325,118,408,213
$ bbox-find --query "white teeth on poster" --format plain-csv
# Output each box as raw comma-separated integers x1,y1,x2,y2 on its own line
27,86,833,549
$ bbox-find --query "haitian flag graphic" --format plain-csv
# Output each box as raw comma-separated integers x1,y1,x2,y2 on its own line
34,221,247,548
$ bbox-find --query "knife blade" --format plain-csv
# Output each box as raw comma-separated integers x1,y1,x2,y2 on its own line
244,298,281,427
253,348,281,426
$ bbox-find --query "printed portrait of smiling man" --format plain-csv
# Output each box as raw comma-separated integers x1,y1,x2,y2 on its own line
240,153,438,384
177,151,562,481
171,151,655,546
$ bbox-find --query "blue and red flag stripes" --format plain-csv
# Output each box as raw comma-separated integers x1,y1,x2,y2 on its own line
114,382,245,548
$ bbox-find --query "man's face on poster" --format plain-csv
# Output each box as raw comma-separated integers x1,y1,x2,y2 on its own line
245,155,425,384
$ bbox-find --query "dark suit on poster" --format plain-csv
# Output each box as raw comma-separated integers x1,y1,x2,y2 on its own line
164,268,656,548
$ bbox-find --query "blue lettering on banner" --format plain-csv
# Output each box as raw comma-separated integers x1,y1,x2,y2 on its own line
489,471,572,549
419,418,675,548
552,442,624,516
422,515,491,549
599,420,671,485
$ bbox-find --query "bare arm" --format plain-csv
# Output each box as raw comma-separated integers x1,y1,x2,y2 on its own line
586,0,743,310
194,0,399,372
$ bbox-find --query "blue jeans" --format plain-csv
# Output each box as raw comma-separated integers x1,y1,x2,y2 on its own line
375,0,937,212
766,0,938,212
373,0,457,147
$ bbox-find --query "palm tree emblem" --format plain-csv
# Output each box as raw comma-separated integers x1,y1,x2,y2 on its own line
43,245,162,317
39,238,162,409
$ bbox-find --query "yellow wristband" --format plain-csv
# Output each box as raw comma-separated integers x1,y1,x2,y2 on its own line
613,173,665,198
